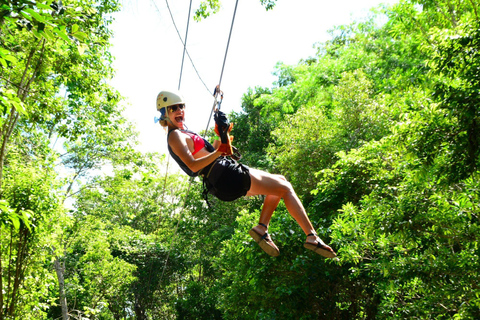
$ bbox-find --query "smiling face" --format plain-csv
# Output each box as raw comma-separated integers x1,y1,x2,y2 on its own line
166,104,186,129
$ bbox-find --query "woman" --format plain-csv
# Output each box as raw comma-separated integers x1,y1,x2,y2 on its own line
157,90,336,258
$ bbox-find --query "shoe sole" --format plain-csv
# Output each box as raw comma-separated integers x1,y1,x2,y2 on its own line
304,243,337,258
248,229,280,257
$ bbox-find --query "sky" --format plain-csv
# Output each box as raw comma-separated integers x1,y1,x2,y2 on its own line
109,0,398,155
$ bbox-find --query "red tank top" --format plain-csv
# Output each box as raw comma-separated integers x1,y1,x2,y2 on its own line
181,130,205,155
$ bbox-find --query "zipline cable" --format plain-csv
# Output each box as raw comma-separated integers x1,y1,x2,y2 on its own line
178,0,192,90
218,0,239,89
151,0,213,95
203,0,240,135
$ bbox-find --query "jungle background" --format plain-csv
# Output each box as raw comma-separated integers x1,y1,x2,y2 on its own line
1,0,479,319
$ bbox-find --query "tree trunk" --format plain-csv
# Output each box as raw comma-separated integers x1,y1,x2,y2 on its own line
134,295,147,320
54,255,69,320
0,228,3,320
0,39,43,188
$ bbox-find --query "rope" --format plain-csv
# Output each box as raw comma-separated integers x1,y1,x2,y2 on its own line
154,0,195,288
156,0,192,228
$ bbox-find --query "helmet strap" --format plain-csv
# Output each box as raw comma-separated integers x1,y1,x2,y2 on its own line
160,107,172,123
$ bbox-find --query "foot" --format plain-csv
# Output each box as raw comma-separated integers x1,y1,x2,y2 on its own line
304,233,337,258
248,223,280,257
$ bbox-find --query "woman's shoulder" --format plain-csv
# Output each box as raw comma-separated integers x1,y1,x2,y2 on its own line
168,129,189,144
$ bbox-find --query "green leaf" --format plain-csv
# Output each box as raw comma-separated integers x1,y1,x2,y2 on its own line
77,43,88,55
3,55,18,63
19,210,33,232
54,28,71,42
24,8,45,22
20,10,31,20
36,3,53,10
72,31,87,41
43,28,55,41
32,29,41,39
9,213,20,230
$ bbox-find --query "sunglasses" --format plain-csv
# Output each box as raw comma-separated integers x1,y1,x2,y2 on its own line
168,104,186,112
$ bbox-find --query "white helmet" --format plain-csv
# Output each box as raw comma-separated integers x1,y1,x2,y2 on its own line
156,90,185,111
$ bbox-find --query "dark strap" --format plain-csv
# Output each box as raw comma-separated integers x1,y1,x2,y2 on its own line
200,157,221,209
202,180,213,209
259,223,268,229
307,232,317,237
231,146,242,161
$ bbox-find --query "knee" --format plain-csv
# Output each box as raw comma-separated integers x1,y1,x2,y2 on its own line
276,175,294,195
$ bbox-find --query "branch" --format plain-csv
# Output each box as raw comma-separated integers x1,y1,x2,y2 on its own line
0,76,36,95
20,39,46,102
0,228,3,320
18,40,41,99
469,0,479,20
435,0,457,28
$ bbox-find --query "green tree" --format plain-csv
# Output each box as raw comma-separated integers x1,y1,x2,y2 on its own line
310,2,480,319
0,159,62,319
0,0,138,318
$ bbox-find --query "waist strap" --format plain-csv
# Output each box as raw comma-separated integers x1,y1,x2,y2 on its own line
198,157,221,179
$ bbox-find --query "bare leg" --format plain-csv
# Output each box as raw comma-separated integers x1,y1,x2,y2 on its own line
246,168,336,257
247,168,315,235
251,194,280,235
259,195,281,225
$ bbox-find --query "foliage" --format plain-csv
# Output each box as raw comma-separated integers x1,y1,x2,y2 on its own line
0,0,137,319
216,1,480,319
62,216,137,318
1,158,62,319
174,281,223,320
427,21,480,178
194,0,277,21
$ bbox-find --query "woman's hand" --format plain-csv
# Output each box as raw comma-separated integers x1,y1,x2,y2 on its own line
217,143,233,156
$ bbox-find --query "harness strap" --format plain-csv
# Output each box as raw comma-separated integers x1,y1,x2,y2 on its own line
199,158,221,208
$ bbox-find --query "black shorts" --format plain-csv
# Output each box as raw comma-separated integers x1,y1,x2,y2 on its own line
202,157,251,202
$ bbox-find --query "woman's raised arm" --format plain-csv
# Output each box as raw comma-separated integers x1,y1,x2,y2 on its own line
168,130,221,173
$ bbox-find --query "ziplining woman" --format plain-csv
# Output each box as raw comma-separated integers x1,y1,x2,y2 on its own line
156,90,336,258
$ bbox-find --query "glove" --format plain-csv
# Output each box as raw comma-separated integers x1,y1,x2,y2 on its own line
214,110,229,127
214,111,232,144
214,110,234,156
215,122,234,143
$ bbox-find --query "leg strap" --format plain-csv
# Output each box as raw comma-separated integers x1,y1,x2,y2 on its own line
259,223,268,229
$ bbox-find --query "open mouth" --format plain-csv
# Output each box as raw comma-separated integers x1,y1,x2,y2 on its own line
175,116,184,123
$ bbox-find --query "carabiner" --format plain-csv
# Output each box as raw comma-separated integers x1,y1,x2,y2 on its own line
213,85,224,112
